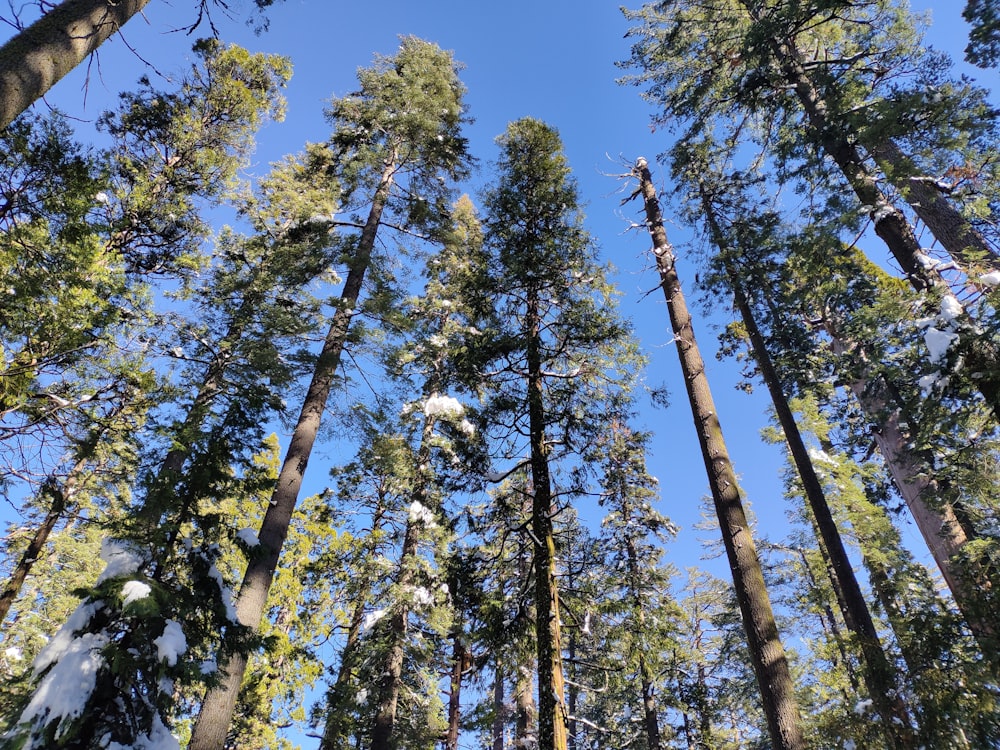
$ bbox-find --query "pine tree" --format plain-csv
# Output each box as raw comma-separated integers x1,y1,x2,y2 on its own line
0,0,285,130
625,157,806,750
188,37,470,749
476,118,640,750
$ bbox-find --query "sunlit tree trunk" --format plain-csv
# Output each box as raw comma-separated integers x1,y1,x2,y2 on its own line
629,157,805,750
0,0,152,129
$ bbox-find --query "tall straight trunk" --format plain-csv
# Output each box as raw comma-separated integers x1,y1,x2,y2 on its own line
371,370,447,749
743,13,1000,413
623,538,662,750
525,284,569,750
492,661,505,750
629,158,805,750
0,0,152,129
318,596,367,750
188,160,396,750
0,454,87,624
318,494,390,750
444,632,470,750
791,544,860,695
717,247,915,746
826,328,999,665
872,140,998,271
515,663,537,746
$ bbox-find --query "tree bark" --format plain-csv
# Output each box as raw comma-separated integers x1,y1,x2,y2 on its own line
872,139,998,272
630,158,806,750
0,0,152,130
827,330,1000,666
525,283,569,750
188,160,396,750
719,250,915,748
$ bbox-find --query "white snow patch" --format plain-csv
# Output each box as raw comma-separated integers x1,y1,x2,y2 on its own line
924,328,959,364
33,600,103,675
979,271,1000,287
424,395,464,419
121,580,152,606
236,527,260,547
362,609,387,632
206,563,238,623
854,698,873,715
105,712,180,750
458,418,476,437
807,447,835,465
94,192,110,205
96,539,145,584
19,632,109,735
939,294,964,324
4,646,22,661
408,500,436,527
355,688,369,705
410,586,434,607
153,620,186,667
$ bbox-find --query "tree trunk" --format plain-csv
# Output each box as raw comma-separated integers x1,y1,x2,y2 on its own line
525,283,569,750
492,661,505,750
188,160,396,750
827,330,1000,666
0,0,152,130
719,249,915,747
0,458,84,623
444,633,470,750
630,158,806,750
623,538,662,750
872,139,998,271
515,663,537,748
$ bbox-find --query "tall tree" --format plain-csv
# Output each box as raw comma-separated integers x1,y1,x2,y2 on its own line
478,118,640,750
188,36,470,749
625,157,806,750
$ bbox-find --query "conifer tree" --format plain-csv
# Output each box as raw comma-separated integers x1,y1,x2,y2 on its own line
476,118,639,750
625,157,805,750
189,37,470,749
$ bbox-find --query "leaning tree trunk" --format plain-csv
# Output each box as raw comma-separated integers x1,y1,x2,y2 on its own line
629,158,806,750
871,139,998,272
716,247,915,747
0,0,152,129
525,284,569,750
0,454,88,624
187,161,396,750
826,329,1000,668
747,18,1000,415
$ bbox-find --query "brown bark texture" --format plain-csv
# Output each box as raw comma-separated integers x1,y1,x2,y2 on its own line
187,162,395,750
630,157,806,750
0,0,152,130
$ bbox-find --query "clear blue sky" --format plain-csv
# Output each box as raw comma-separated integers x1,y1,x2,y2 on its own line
13,0,998,626
5,1,999,744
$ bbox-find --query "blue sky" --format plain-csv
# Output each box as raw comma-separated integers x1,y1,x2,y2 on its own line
5,0,1000,744
14,0,999,617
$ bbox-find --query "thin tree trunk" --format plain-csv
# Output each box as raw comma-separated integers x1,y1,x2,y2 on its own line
492,661,505,750
444,632,470,750
318,595,367,750
623,537,662,750
188,160,396,750
0,455,86,624
717,247,915,747
515,663,537,748
629,158,806,750
525,283,569,750
750,19,1000,414
0,0,152,130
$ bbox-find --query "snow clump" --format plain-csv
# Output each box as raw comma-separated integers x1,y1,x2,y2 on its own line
96,539,146,584
236,527,260,547
408,500,437,526
121,580,152,606
154,620,187,667
424,395,465,419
